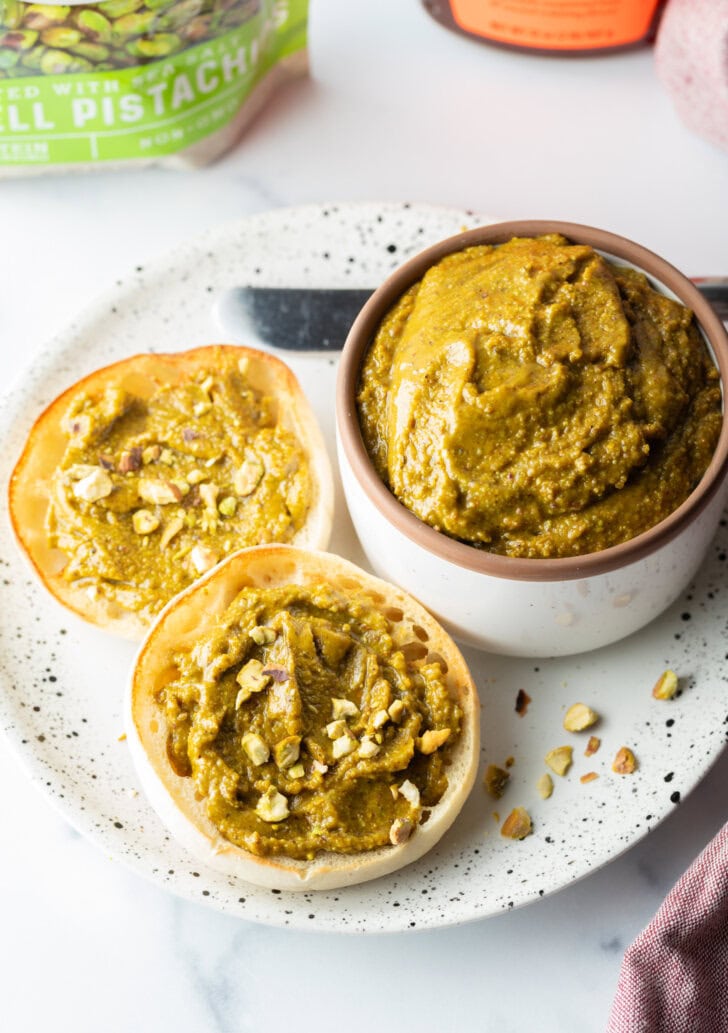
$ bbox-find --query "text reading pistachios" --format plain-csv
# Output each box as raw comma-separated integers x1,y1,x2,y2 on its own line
0,0,308,164
0,42,252,131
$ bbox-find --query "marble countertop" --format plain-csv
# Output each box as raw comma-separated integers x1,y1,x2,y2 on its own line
1,2,727,1030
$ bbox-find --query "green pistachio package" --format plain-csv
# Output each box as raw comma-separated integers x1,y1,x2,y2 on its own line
0,0,307,172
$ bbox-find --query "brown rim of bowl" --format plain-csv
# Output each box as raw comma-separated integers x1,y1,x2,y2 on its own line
336,219,728,583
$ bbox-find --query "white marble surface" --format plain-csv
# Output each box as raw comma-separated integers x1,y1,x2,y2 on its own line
1,1,727,1030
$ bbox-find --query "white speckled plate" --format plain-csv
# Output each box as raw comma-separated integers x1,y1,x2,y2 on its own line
1,202,727,933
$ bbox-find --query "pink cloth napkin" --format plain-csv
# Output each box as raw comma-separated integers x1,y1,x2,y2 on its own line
655,0,728,152
607,822,728,1032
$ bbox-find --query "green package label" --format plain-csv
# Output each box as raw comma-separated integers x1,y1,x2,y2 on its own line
0,0,307,166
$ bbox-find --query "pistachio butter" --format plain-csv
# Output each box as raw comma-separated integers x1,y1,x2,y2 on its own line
47,360,311,619
357,234,722,558
160,582,461,859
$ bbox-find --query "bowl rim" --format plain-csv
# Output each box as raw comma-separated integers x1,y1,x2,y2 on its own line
335,219,728,583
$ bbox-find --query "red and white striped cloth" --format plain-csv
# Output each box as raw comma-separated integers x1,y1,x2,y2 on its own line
608,823,728,1032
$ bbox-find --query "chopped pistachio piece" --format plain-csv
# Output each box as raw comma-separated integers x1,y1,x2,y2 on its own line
256,787,289,822
218,495,237,518
159,448,174,464
545,745,573,777
652,669,679,700
159,516,184,549
287,762,305,780
189,544,219,574
416,728,451,754
241,732,269,767
358,736,380,759
585,735,601,757
118,447,142,473
372,708,390,730
199,482,219,511
169,478,190,497
132,509,160,535
274,735,301,770
483,764,510,799
537,773,553,799
563,702,599,732
398,779,420,808
501,807,532,840
612,746,638,775
331,697,359,720
326,719,348,740
142,444,161,464
388,699,405,723
332,734,356,759
312,760,329,775
138,478,180,505
233,457,264,497
389,817,414,845
235,658,271,703
250,625,276,646
72,468,113,503
186,468,207,485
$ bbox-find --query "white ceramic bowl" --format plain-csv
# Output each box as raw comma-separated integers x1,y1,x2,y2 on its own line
336,220,728,657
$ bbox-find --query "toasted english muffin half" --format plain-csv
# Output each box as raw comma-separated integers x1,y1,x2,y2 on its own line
126,545,480,891
8,345,333,639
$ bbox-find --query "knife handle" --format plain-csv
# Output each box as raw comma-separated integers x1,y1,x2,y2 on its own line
692,278,728,324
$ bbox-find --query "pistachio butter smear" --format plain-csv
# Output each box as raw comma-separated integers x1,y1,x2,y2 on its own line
160,582,461,859
357,235,722,558
47,358,311,620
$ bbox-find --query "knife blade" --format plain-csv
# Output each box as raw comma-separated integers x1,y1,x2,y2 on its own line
214,280,728,352
215,286,374,352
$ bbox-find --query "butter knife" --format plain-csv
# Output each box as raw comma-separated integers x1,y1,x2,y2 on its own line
215,279,728,352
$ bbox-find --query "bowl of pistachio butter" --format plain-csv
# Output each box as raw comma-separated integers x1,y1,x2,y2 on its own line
336,221,728,657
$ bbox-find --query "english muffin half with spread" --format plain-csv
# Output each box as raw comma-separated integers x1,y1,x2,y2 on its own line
9,345,333,638
126,546,480,891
